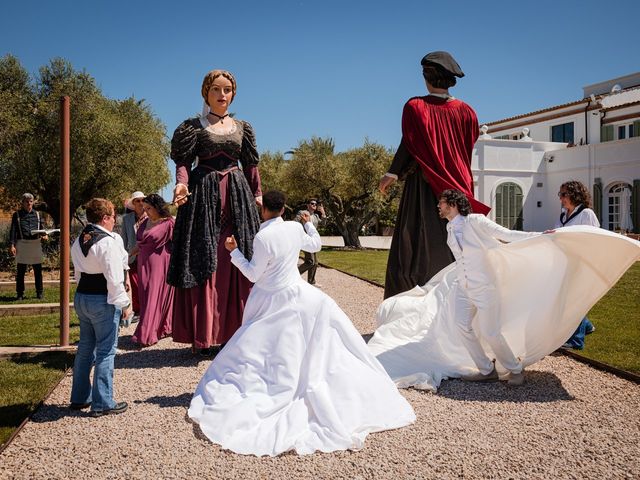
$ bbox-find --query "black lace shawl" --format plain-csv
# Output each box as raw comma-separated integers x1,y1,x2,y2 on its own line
166,118,261,289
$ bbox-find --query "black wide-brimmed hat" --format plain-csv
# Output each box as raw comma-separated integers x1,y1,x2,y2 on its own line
421,51,464,78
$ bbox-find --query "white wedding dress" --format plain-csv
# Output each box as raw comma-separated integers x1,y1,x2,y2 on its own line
188,218,415,456
368,226,640,392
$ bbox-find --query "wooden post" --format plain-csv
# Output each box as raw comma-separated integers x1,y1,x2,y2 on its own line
60,96,70,346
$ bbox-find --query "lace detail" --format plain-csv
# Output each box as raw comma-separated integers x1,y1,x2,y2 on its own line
167,117,262,289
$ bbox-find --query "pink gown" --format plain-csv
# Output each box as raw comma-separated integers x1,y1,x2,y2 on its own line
132,217,175,346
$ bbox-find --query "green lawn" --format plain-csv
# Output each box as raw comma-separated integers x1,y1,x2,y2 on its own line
318,248,640,374
0,285,76,305
580,263,640,373
0,352,74,447
317,248,387,286
0,312,80,346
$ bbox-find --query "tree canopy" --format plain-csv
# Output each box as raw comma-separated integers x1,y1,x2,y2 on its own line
0,55,170,223
260,137,401,247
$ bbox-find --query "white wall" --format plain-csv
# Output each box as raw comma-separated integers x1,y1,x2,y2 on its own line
473,136,640,231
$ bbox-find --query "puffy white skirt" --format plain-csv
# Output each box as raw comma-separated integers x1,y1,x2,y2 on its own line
368,226,640,392
188,281,415,457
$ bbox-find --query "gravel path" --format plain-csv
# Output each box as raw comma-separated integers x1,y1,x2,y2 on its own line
1,267,639,479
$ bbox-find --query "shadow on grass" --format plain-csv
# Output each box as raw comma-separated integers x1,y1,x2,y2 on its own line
8,351,75,371
436,370,574,403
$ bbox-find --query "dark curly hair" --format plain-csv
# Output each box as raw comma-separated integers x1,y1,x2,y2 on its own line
263,190,287,212
422,64,457,89
440,189,472,216
143,193,171,218
559,181,592,208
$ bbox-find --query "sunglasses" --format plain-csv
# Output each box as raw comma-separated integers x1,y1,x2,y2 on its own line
309,202,317,206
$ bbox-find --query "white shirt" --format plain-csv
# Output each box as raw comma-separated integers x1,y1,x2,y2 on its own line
555,205,600,228
446,214,539,291
231,217,322,291
71,224,130,308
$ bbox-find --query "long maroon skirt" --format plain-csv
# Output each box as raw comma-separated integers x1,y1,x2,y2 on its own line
171,172,253,348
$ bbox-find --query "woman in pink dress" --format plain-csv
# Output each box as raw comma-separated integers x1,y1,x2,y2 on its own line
131,194,175,347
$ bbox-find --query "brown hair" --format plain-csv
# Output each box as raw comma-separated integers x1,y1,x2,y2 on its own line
560,180,592,208
422,64,457,89
201,70,236,106
85,198,114,224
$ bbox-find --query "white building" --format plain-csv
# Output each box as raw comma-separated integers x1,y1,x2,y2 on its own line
473,72,640,233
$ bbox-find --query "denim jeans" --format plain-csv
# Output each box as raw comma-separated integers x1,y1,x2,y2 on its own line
71,293,121,411
565,317,594,350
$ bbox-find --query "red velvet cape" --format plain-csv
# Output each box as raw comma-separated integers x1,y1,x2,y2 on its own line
401,96,491,215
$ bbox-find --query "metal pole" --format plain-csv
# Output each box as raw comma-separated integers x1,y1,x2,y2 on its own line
60,96,70,346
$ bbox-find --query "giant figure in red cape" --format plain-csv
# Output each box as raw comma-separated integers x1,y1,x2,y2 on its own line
379,51,490,299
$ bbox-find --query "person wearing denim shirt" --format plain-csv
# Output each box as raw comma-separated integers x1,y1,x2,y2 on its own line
69,198,131,417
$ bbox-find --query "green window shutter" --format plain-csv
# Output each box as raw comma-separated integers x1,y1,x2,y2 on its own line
633,120,640,138
633,179,640,234
593,178,603,222
600,125,613,142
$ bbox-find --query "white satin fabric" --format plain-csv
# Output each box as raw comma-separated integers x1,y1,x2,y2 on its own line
188,219,415,457
368,226,640,392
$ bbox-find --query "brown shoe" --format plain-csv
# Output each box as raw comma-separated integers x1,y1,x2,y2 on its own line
461,366,499,382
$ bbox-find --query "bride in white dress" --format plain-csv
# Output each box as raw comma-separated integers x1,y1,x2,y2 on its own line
188,191,415,457
368,194,640,392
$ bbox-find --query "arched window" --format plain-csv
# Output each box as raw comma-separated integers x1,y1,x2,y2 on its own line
607,182,633,231
495,182,523,230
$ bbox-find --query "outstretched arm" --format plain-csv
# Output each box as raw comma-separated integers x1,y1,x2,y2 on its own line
300,218,322,253
228,235,271,283
476,215,539,243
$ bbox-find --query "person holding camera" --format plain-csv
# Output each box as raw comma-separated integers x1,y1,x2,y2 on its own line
297,198,324,287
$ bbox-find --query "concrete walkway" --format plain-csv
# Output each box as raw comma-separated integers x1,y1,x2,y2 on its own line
1,266,638,479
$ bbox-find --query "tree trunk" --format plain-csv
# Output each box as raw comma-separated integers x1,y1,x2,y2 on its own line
341,223,362,248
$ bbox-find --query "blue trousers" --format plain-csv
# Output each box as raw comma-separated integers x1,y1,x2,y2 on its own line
564,317,594,350
70,293,121,411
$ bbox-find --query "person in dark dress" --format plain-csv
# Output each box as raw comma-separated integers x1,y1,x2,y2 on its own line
379,51,490,299
167,69,262,355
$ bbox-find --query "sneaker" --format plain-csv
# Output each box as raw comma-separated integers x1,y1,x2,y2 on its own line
90,402,128,418
461,366,499,382
131,314,140,324
562,342,584,350
586,326,595,335
16,294,24,301
36,292,43,299
506,371,525,386
69,402,91,410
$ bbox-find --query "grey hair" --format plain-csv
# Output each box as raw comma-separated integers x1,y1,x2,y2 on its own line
22,193,34,201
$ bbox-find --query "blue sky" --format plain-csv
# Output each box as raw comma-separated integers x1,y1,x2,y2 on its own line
2,0,639,192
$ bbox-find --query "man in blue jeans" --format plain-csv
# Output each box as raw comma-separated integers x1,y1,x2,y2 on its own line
70,198,131,417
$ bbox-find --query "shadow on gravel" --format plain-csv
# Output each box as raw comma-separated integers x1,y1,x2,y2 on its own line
136,392,191,408
437,370,574,403
115,348,205,370
30,404,76,423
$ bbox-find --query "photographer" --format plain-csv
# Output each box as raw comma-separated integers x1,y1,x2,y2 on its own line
297,198,324,287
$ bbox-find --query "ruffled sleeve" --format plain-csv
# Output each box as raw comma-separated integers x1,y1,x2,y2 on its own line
170,119,198,185
240,121,260,167
240,121,262,196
